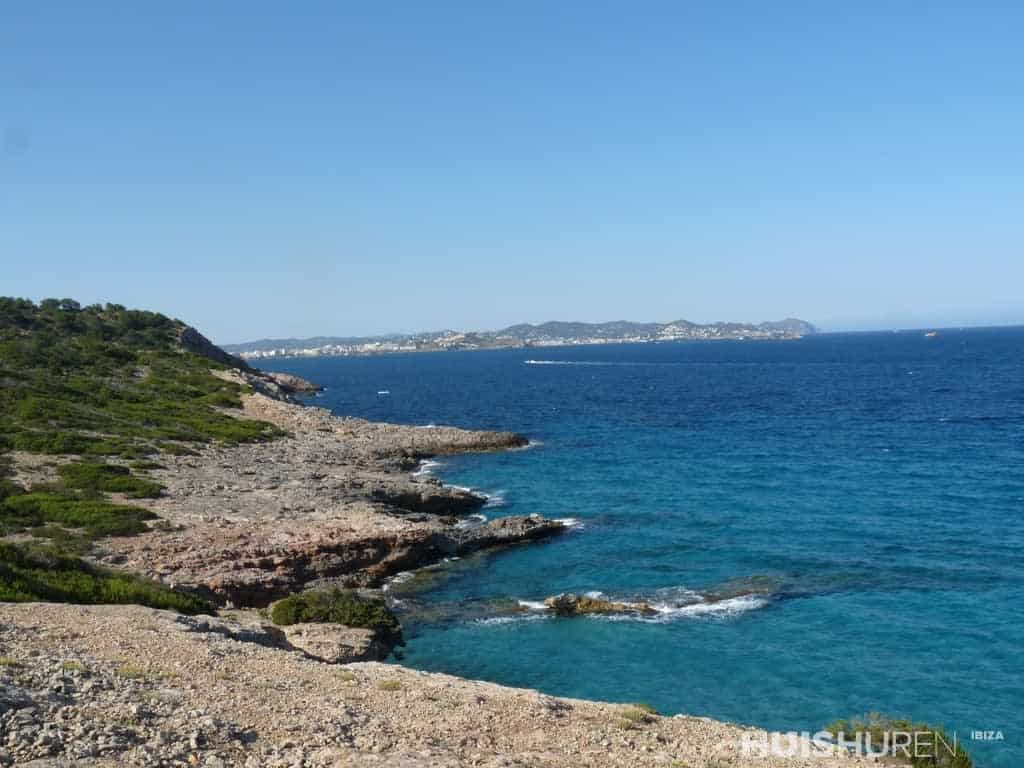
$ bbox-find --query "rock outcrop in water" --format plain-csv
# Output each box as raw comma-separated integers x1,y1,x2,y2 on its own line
543,593,658,617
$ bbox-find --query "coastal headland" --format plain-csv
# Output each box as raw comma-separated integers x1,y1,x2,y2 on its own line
0,300,869,767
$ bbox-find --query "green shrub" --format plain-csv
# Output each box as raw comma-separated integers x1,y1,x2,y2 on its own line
825,713,972,767
619,703,657,726
0,541,213,614
270,588,401,638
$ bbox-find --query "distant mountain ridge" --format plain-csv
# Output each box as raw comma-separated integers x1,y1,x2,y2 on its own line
224,317,817,358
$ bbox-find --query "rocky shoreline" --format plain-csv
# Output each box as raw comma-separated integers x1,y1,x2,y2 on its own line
94,371,563,609
0,368,873,767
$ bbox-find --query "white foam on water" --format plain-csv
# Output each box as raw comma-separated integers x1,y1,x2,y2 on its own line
416,423,439,429
524,360,617,366
554,517,584,530
561,588,770,623
509,439,543,451
648,594,769,620
499,588,770,625
476,613,551,626
455,514,488,530
382,571,415,592
412,459,443,478
483,491,507,508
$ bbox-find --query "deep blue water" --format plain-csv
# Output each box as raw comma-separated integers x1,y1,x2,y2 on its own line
260,329,1024,767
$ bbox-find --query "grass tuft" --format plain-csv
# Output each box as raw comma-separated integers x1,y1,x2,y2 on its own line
115,664,146,679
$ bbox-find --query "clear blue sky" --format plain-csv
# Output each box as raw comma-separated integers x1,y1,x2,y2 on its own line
3,2,1022,343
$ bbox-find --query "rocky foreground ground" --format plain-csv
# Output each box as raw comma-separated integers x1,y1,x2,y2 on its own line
2,374,873,767
0,603,869,768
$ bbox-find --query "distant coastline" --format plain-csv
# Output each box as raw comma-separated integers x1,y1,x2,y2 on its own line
224,317,817,361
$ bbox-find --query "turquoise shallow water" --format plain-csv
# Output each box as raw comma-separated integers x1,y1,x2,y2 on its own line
262,329,1024,767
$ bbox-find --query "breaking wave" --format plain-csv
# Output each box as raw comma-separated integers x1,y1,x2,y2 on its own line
411,459,443,478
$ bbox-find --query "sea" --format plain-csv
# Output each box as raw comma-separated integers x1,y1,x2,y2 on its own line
259,328,1024,767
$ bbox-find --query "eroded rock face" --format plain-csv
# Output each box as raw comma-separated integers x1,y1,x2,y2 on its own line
543,593,657,617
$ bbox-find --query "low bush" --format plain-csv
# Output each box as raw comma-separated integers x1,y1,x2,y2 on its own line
618,703,658,728
270,588,401,638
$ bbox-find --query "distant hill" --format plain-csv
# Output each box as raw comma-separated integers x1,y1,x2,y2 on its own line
225,317,818,359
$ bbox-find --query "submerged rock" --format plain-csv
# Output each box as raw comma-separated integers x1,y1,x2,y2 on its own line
542,593,657,617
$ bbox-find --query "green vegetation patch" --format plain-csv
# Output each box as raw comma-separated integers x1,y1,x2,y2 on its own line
2,489,157,539
1,462,160,544
825,713,972,767
0,541,213,614
58,462,163,499
270,588,401,638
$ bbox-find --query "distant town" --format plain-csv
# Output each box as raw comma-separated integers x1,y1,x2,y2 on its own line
224,318,817,361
